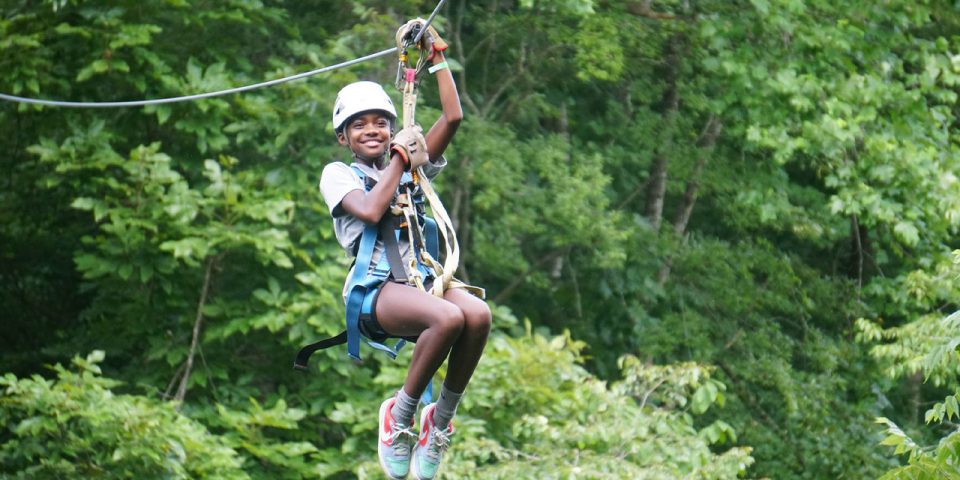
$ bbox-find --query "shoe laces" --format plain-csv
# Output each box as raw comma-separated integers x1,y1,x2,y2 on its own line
389,423,417,456
424,425,452,462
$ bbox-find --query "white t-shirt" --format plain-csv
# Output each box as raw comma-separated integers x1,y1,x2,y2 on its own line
318,158,446,291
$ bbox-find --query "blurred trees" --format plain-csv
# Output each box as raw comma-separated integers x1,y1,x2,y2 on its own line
2,0,958,478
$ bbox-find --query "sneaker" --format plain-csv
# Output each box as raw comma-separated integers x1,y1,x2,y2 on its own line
410,404,454,480
378,397,417,479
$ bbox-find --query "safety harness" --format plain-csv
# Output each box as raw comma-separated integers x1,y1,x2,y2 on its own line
294,20,483,380
293,166,439,368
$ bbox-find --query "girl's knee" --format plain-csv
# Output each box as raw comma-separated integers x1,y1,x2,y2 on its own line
434,304,465,336
464,303,492,335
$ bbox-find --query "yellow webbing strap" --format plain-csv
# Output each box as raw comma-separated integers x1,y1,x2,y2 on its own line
395,21,483,299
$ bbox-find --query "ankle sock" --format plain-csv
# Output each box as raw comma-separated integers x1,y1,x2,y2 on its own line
433,384,463,431
391,388,419,428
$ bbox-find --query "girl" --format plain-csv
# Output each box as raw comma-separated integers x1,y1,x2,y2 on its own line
318,23,491,480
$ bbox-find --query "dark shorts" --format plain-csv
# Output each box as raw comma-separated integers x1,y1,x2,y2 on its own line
358,276,434,344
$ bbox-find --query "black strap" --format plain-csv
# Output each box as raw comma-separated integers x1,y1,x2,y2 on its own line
379,216,408,283
356,171,407,283
293,331,348,370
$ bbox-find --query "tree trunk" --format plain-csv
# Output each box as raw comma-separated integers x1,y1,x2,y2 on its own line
173,255,219,408
849,214,869,295
645,39,681,232
656,116,721,286
454,157,473,283
908,371,923,424
453,0,481,116
626,0,679,20
672,116,721,236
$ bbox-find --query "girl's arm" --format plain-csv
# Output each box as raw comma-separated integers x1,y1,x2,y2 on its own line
423,45,462,161
339,153,405,225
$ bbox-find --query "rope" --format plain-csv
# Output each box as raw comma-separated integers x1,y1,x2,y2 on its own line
392,0,463,297
0,48,398,108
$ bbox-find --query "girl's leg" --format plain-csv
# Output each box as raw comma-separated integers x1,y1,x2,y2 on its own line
375,281,465,397
440,288,492,392
408,288,491,478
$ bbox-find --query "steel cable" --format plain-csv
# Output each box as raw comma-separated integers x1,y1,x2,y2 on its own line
0,0,446,109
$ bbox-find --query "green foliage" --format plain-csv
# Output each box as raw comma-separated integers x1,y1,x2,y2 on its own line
343,313,752,479
0,352,249,478
3,0,960,478
867,314,960,478
0,326,752,479
858,253,960,478
858,309,960,387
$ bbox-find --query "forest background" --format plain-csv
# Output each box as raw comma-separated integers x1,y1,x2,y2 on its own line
2,0,960,478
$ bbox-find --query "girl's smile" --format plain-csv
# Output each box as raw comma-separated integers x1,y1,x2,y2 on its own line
341,112,391,161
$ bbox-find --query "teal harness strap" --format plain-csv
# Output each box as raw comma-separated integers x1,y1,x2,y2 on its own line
423,217,439,260
344,221,381,360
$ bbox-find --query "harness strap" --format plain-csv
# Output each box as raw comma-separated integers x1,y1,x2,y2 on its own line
293,331,347,370
379,216,408,283
423,217,439,259
344,222,380,360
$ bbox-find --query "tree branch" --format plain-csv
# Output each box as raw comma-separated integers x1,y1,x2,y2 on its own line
627,0,678,20
454,0,481,116
174,254,219,408
644,51,680,231
657,116,721,286
480,43,528,119
492,248,567,304
851,214,863,300
616,180,650,211
672,115,721,236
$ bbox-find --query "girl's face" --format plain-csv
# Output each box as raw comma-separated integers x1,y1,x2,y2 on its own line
338,112,391,162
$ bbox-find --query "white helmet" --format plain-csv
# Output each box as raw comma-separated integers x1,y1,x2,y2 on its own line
331,81,397,133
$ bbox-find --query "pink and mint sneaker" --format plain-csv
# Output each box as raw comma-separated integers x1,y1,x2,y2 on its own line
410,403,454,480
378,397,417,479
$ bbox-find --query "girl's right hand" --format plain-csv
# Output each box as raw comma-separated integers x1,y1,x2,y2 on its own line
391,126,429,171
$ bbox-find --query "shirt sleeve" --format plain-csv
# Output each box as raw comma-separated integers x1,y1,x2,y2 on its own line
319,162,363,217
421,155,447,181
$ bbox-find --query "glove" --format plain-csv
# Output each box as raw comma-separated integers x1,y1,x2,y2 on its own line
390,126,429,171
396,18,448,58
424,24,448,60
396,18,425,49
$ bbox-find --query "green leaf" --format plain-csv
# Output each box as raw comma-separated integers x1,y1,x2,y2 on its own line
893,221,920,246
946,395,959,420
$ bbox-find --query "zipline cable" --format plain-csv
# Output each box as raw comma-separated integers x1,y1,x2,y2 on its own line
413,0,445,45
0,48,398,108
0,0,447,109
